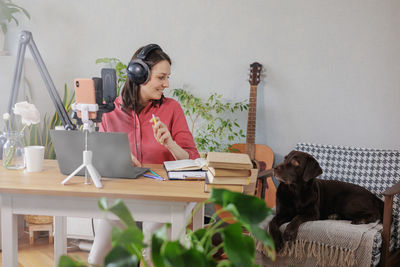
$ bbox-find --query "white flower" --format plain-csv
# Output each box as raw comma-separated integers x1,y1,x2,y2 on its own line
2,112,10,121
12,101,40,126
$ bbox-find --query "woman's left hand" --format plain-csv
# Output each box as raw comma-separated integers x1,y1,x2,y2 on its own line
150,116,174,148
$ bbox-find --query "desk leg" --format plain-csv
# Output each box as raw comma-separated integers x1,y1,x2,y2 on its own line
171,205,186,242
54,216,67,267
1,195,18,267
192,203,204,231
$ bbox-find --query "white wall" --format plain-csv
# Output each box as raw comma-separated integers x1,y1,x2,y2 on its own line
2,0,399,163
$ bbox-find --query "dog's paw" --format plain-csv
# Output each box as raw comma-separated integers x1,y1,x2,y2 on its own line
274,239,284,252
351,218,367,224
327,213,340,220
282,228,298,242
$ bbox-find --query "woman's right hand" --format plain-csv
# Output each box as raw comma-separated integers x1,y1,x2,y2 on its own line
131,153,142,167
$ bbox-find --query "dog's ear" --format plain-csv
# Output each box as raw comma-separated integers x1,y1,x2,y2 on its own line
285,150,297,160
302,155,323,182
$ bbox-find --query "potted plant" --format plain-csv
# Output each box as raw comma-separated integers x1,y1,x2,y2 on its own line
0,0,30,54
58,188,276,266
171,88,248,153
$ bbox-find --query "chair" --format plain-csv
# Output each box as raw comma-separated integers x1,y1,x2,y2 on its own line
257,143,400,267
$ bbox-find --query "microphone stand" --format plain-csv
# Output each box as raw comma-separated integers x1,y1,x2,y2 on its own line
8,31,76,130
61,103,102,188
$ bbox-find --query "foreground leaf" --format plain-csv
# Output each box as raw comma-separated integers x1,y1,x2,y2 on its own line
98,198,136,227
104,246,138,267
210,189,272,225
222,223,255,267
58,255,86,267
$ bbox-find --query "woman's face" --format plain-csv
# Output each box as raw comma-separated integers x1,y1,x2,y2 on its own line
139,60,171,103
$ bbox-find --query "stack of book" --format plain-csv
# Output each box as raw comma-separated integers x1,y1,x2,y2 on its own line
204,152,253,193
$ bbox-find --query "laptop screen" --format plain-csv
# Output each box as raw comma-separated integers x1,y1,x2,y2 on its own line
50,130,148,178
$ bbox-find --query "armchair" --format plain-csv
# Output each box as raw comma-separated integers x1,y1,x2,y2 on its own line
257,143,400,267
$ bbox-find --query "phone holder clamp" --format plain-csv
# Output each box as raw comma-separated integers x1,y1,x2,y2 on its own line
71,103,98,131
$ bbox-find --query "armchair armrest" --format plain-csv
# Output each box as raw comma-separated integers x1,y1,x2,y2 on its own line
381,181,400,267
256,168,274,200
258,168,274,179
383,181,400,197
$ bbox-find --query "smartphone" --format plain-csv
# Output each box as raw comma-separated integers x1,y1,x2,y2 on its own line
74,78,97,119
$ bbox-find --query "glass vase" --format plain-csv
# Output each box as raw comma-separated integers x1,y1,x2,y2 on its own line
0,131,6,160
2,131,25,170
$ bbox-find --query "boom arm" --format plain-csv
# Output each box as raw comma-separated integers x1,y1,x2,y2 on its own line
8,31,76,130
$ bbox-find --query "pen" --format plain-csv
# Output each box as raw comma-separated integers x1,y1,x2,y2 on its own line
143,174,165,181
149,169,161,177
152,114,157,125
152,114,162,144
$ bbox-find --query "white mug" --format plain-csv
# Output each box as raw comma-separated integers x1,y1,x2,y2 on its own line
24,146,45,172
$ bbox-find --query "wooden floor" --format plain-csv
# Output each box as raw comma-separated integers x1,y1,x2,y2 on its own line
0,231,89,267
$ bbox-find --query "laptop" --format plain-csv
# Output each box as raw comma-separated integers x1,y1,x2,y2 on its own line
50,130,148,178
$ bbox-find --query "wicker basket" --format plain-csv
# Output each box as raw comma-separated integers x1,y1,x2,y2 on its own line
24,215,53,225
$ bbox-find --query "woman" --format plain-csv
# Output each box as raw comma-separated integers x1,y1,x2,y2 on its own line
100,44,199,165
88,44,199,265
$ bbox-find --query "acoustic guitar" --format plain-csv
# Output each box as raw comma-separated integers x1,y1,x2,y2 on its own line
230,62,276,208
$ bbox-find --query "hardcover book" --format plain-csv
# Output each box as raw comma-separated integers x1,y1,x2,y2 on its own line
207,166,251,177
206,170,250,185
204,177,244,193
206,152,253,170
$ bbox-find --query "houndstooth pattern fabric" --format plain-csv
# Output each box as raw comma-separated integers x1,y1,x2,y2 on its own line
295,143,400,265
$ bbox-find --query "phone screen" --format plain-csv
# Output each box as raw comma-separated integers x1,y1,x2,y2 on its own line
74,78,97,119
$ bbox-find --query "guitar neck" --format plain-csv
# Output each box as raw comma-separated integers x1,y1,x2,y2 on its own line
245,62,262,161
246,85,257,146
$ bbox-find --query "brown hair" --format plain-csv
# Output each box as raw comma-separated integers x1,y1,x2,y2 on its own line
121,46,171,113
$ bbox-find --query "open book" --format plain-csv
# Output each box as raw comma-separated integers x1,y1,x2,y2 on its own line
163,158,207,171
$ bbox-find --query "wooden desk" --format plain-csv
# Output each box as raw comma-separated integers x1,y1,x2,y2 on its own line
0,160,209,267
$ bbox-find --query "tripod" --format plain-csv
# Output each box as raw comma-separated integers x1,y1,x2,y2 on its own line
61,103,103,188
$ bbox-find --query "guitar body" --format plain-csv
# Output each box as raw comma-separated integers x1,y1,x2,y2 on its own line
230,143,276,208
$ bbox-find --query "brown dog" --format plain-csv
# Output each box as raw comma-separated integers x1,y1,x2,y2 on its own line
269,150,384,252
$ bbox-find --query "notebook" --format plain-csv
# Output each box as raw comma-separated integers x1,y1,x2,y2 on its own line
50,130,148,178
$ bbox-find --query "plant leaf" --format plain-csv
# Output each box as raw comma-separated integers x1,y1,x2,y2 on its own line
57,255,86,267
222,223,255,267
151,225,169,267
98,198,136,228
210,189,272,225
104,246,138,267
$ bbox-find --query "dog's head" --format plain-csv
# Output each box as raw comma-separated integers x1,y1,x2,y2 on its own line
274,150,322,185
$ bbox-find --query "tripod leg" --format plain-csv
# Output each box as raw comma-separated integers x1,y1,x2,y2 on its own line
86,164,103,188
61,163,86,185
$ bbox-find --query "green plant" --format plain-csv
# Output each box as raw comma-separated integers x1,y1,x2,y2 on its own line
25,84,75,159
58,189,275,267
0,0,30,34
172,89,248,152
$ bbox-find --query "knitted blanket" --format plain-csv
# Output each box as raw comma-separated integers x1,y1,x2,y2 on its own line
256,217,382,267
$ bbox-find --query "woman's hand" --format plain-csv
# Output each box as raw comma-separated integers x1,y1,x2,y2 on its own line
150,116,174,148
131,153,142,167
149,116,189,160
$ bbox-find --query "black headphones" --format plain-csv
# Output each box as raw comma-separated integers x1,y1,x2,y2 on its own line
126,44,162,85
